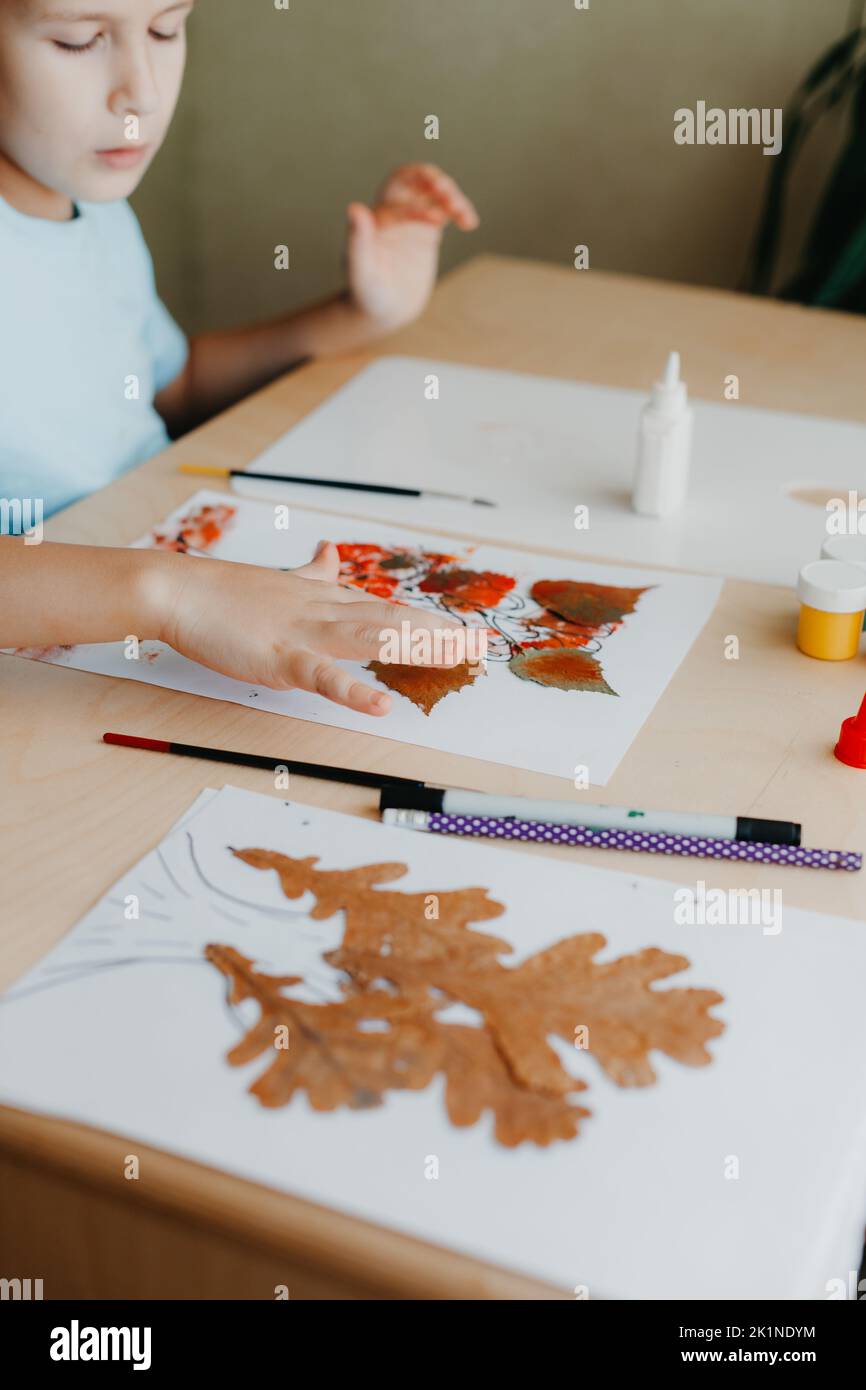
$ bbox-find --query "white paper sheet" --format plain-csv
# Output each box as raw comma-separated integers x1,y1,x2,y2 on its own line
8,490,721,786
236,355,866,586
2,784,864,1300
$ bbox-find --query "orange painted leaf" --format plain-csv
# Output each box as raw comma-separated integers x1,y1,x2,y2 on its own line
366,659,485,714
508,646,617,695
530,580,651,627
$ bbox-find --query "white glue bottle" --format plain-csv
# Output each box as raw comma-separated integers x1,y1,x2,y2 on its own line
631,351,693,516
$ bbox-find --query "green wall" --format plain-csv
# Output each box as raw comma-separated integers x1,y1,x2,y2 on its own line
133,0,850,335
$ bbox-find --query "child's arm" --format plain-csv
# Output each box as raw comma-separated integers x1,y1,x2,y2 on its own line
0,538,463,716
155,165,478,436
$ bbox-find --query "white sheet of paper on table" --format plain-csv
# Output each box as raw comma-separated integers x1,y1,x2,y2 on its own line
8,490,722,787
1,783,864,1300
235,355,863,586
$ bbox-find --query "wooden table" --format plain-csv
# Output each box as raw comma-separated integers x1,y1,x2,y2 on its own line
3,254,866,1299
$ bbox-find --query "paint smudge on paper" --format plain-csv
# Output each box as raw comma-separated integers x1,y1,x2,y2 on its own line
337,543,461,600
11,644,75,661
418,567,517,610
150,502,237,553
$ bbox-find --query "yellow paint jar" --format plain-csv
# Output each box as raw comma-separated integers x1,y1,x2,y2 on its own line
796,560,866,660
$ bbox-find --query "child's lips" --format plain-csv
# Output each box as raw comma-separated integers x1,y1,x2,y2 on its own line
94,144,150,169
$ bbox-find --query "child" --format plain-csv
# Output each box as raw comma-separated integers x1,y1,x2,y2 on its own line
0,0,479,714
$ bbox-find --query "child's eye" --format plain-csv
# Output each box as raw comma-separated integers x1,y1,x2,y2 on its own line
52,27,180,55
54,36,102,54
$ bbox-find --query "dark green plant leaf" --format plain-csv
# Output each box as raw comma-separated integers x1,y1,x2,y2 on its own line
783,62,866,306
813,210,866,305
744,28,866,296
801,29,863,93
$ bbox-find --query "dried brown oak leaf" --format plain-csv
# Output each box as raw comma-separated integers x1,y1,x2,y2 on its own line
436,1021,590,1146
365,658,485,714
233,852,724,1091
328,933,723,1093
205,944,438,1111
459,934,726,1091
213,850,724,1144
231,849,510,972
206,944,588,1146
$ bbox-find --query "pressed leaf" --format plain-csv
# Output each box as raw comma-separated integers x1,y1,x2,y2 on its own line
333,935,724,1096
508,646,616,695
366,658,485,714
207,945,589,1144
456,934,726,1092
437,1023,589,1148
206,945,442,1110
232,848,509,970
211,847,726,1147
530,579,650,627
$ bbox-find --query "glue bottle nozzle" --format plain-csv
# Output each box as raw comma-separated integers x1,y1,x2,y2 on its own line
834,690,866,769
663,351,680,387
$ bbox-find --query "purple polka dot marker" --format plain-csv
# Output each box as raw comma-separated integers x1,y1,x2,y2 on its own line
381,810,861,872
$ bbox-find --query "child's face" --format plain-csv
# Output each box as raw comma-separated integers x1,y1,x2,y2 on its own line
0,0,193,206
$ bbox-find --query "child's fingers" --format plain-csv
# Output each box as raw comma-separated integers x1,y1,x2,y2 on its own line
382,164,479,230
307,592,459,627
411,165,480,228
292,540,341,583
372,205,445,230
289,551,468,664
312,606,467,666
345,202,378,284
279,649,391,715
300,573,411,607
346,201,377,241
337,596,466,637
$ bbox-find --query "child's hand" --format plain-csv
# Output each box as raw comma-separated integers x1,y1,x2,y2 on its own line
345,164,479,333
158,540,465,716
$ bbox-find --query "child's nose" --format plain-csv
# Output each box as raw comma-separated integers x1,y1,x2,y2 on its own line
109,49,160,121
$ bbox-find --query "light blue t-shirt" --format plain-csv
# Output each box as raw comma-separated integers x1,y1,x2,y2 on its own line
0,194,188,521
